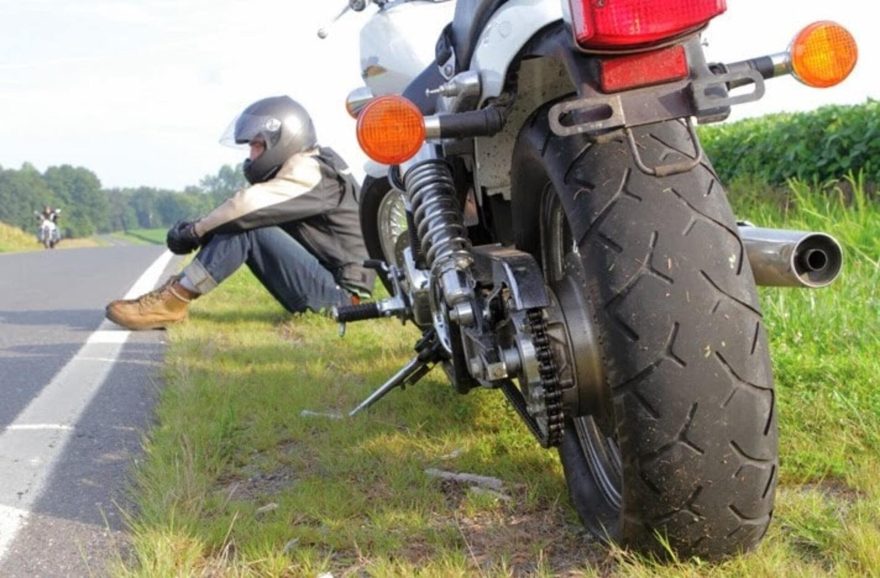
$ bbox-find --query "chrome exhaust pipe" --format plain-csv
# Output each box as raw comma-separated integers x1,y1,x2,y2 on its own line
738,225,843,288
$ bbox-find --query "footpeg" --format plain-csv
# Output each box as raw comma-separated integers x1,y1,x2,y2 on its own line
349,330,444,416
333,301,385,323
332,259,410,336
332,295,408,336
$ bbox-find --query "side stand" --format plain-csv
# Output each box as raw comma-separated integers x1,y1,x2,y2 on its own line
349,330,443,416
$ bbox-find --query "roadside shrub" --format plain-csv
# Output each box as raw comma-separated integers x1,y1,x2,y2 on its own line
700,99,879,188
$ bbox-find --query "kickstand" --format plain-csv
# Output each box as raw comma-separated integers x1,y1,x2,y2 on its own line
349,331,442,417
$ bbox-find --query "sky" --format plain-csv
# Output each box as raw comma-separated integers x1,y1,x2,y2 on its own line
0,0,875,191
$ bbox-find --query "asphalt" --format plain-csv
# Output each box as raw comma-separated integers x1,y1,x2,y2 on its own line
0,244,181,577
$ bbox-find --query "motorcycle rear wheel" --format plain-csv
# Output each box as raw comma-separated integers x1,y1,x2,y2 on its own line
511,112,778,560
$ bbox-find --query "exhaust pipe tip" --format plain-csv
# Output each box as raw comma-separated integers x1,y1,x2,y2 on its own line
790,233,843,288
739,226,844,288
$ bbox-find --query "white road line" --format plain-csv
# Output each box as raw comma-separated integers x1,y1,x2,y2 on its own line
4,425,74,432
87,330,133,344
0,250,173,560
0,506,27,559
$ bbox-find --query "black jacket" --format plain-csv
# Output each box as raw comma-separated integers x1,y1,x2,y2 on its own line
193,147,375,296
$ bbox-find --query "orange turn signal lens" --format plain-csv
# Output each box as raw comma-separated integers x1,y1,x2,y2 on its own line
790,21,857,88
356,96,425,165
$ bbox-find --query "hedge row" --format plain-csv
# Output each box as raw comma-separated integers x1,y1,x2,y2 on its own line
698,99,879,186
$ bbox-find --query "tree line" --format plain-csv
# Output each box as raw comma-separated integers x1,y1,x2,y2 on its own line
0,163,247,239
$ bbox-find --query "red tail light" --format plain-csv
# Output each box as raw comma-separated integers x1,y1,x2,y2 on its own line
600,45,689,92
569,0,727,48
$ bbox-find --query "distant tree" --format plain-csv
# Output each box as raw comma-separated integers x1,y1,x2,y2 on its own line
0,161,253,237
128,187,159,229
106,189,138,232
200,163,245,205
155,191,196,225
43,165,108,236
0,163,55,233
185,189,215,217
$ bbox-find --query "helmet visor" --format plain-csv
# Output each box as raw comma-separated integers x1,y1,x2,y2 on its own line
219,112,283,148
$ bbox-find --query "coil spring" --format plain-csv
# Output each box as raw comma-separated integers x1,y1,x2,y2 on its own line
405,159,471,272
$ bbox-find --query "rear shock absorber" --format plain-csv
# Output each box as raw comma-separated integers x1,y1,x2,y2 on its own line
404,158,476,325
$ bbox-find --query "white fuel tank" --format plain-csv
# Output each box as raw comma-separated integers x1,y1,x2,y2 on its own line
360,1,456,96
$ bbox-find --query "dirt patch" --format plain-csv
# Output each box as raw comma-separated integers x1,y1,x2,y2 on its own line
797,478,865,503
216,441,300,503
220,467,297,504
451,508,606,576
422,470,608,575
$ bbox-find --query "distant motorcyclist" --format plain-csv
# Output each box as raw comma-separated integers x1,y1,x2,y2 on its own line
35,205,61,248
37,205,60,224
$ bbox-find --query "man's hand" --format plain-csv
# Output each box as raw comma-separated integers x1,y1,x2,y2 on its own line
166,220,200,255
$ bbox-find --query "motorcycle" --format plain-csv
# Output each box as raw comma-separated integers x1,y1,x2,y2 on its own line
35,210,61,249
325,0,855,560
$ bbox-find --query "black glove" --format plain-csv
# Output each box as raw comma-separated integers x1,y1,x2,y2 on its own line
166,220,200,255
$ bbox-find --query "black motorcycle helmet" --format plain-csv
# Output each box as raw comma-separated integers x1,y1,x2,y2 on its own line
222,96,317,184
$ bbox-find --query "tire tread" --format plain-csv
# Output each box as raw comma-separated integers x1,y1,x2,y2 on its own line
513,114,778,559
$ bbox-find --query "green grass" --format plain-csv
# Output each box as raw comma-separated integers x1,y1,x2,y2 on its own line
728,174,880,486
113,228,167,245
117,177,879,577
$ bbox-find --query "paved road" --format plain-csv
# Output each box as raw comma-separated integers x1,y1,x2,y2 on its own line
0,245,180,577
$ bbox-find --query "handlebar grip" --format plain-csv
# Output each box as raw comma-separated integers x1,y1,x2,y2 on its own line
333,302,383,323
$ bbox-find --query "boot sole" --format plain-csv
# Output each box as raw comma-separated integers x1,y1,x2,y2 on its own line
105,308,187,331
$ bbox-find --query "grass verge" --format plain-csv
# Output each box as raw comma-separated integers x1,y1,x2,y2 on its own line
113,228,168,245
118,178,879,577
0,221,102,252
0,221,39,252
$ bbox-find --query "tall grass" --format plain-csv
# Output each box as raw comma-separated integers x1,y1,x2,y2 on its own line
117,177,879,577
728,173,880,485
0,221,40,252
0,221,102,251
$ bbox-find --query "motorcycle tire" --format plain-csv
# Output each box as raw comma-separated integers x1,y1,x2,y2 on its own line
511,109,777,560
359,175,408,293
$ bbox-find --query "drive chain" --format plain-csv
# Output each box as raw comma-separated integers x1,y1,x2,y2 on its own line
501,308,565,448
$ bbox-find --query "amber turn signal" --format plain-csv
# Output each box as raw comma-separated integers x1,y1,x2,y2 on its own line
790,21,857,88
356,96,425,165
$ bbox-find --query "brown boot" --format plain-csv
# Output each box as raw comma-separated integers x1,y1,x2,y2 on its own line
105,275,199,330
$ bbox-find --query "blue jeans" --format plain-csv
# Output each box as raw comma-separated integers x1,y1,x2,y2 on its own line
182,227,352,313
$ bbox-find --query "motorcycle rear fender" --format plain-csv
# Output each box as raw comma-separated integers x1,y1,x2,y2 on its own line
468,2,735,114
471,22,589,209
467,10,598,206
469,25,727,209
469,0,565,107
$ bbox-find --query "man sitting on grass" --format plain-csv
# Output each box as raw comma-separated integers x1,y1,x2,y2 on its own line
106,95,374,330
